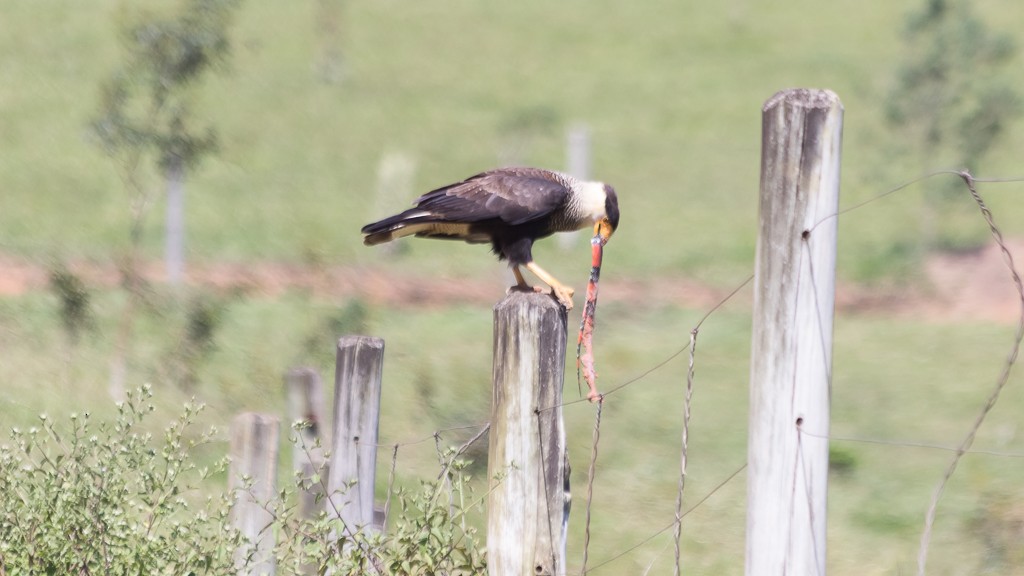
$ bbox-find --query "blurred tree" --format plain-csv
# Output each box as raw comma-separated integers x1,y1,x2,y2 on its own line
48,263,93,347
886,0,1020,251
163,292,227,392
48,263,94,387
90,0,241,398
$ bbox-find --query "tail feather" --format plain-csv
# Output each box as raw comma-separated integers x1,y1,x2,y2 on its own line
362,209,433,245
362,211,487,246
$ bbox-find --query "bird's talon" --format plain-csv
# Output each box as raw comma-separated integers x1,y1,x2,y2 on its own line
552,287,575,310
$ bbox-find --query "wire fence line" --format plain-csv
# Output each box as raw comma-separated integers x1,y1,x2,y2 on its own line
671,328,697,576
4,168,1024,574
915,171,1024,576
795,420,826,576
339,169,1024,574
544,166,1024,569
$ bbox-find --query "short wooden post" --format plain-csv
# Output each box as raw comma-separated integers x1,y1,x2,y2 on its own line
285,367,329,523
488,292,570,576
746,89,842,576
326,336,384,537
230,412,281,576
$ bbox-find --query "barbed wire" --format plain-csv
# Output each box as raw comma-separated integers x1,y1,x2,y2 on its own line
564,169,1024,573
799,429,1024,458
266,168,1024,574
582,462,747,574
673,328,697,576
795,420,826,576
5,166,1024,573
579,400,603,575
916,171,1024,576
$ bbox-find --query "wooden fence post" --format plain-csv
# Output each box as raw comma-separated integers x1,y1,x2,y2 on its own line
326,336,384,537
230,412,281,576
488,291,570,576
285,367,329,523
746,88,842,575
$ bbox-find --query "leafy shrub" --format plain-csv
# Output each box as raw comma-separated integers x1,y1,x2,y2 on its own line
267,437,488,575
0,389,488,575
0,386,241,575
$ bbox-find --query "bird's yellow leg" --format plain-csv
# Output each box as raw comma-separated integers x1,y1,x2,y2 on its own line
525,261,575,309
512,265,529,288
509,265,547,296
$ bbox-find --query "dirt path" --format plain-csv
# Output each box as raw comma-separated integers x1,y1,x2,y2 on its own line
2,242,1021,323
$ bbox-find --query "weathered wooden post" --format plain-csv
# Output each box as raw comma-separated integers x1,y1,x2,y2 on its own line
746,88,842,575
285,367,329,524
488,291,570,576
326,336,384,537
230,412,281,576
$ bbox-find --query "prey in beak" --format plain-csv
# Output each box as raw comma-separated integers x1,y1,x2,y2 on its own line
576,217,615,403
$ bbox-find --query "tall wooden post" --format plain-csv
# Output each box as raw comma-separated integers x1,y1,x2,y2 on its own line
488,292,570,576
230,412,281,576
746,89,842,576
327,336,384,537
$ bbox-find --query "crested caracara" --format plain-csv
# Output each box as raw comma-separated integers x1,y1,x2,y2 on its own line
362,166,619,309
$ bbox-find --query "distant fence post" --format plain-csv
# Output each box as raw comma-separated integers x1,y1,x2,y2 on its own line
488,292,570,576
559,122,592,251
165,156,185,286
374,151,417,257
285,367,329,523
230,412,281,576
746,89,842,576
327,336,385,537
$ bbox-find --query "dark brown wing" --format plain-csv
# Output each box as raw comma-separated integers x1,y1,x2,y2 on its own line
414,167,570,225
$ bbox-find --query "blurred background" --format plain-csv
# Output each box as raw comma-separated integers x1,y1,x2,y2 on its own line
2,0,1024,573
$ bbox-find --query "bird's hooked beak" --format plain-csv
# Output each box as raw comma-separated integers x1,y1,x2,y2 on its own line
593,217,614,245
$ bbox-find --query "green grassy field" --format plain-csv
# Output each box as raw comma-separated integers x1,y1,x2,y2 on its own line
4,289,1023,573
3,0,1024,574
4,0,1024,280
